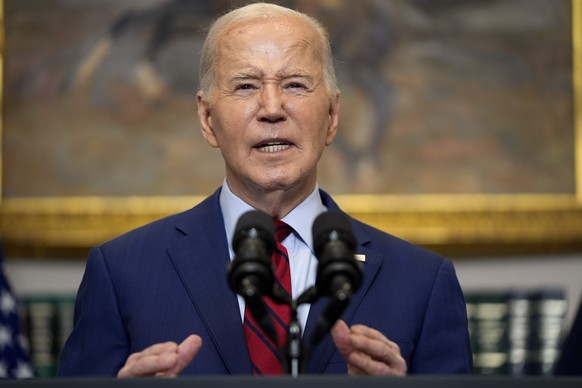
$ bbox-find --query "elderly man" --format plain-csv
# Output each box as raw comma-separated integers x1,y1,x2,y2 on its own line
59,3,472,377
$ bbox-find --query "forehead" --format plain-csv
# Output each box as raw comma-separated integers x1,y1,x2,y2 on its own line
215,16,323,71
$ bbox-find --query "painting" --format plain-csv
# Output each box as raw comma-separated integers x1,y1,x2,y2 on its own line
1,0,581,257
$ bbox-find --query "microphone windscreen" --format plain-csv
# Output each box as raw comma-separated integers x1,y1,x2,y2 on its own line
312,211,356,258
233,210,275,254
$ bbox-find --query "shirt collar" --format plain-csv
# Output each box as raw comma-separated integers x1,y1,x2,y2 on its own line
219,179,326,257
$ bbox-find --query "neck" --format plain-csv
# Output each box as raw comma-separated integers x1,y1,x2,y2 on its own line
226,179,316,219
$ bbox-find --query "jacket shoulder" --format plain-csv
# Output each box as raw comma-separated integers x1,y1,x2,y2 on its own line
98,190,221,257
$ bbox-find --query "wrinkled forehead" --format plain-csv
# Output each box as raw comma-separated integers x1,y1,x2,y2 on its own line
215,15,324,64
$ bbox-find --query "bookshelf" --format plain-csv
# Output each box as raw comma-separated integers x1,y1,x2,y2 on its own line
17,288,569,377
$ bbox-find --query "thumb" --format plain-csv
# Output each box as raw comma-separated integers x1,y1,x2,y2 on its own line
165,335,203,376
331,320,353,359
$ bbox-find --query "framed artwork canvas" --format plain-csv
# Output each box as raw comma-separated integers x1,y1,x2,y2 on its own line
1,0,581,257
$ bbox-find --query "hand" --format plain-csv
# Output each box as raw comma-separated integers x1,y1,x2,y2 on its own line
117,335,202,377
331,320,407,376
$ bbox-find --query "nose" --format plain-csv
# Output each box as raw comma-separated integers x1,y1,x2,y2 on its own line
258,83,286,123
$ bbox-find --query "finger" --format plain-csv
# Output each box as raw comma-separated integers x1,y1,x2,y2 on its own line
352,335,406,373
140,341,180,357
350,333,397,359
118,341,181,377
346,362,366,376
118,351,180,378
331,320,353,358
350,325,402,360
348,325,407,376
347,350,396,376
334,322,407,376
164,335,203,376
355,350,406,376
350,324,392,344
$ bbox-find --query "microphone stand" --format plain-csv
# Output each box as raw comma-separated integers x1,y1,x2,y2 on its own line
281,285,354,377
282,286,319,377
308,282,353,348
286,301,302,377
252,282,355,376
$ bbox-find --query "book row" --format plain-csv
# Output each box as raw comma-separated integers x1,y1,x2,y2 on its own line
17,289,568,377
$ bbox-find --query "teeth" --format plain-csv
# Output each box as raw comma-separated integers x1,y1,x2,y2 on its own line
258,143,289,153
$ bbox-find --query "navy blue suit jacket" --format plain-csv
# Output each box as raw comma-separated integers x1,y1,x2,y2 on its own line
59,189,472,376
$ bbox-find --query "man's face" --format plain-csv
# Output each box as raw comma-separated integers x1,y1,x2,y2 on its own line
198,15,339,202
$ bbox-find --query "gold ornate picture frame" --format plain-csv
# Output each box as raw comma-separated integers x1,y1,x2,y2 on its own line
1,0,581,258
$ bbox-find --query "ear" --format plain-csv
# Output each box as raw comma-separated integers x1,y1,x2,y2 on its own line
197,91,220,148
325,93,340,146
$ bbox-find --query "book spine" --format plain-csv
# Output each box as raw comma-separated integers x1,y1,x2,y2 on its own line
22,295,76,377
55,296,76,365
23,296,58,377
466,291,510,375
507,290,534,375
467,288,567,376
526,289,567,375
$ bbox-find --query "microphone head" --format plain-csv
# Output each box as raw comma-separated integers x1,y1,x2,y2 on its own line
312,211,361,297
232,210,275,255
228,210,276,298
312,211,356,258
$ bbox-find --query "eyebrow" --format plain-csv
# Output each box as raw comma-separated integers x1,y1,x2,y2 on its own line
277,70,313,81
275,61,313,80
228,69,314,84
230,69,260,79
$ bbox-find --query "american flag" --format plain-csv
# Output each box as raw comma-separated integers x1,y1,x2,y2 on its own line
0,247,34,379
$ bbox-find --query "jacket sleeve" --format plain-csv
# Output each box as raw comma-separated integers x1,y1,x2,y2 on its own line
58,246,129,376
409,259,473,374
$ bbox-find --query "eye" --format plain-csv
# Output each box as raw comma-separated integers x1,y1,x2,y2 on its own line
286,82,306,90
284,80,311,94
235,83,256,91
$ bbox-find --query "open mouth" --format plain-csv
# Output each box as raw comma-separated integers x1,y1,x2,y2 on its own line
255,142,291,153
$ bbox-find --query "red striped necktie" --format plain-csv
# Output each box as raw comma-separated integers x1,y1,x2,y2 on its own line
243,220,293,375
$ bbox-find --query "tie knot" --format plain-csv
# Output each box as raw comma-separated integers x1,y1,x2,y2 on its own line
274,220,292,243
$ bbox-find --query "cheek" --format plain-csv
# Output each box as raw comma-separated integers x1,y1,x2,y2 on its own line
216,104,255,136
304,107,332,142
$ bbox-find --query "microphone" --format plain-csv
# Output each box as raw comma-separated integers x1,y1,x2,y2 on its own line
310,211,362,346
313,211,362,299
228,210,275,299
227,210,278,343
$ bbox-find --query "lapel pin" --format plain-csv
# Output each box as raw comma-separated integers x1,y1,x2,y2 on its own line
354,254,366,263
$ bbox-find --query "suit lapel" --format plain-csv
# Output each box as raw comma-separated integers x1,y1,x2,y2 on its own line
167,192,250,374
